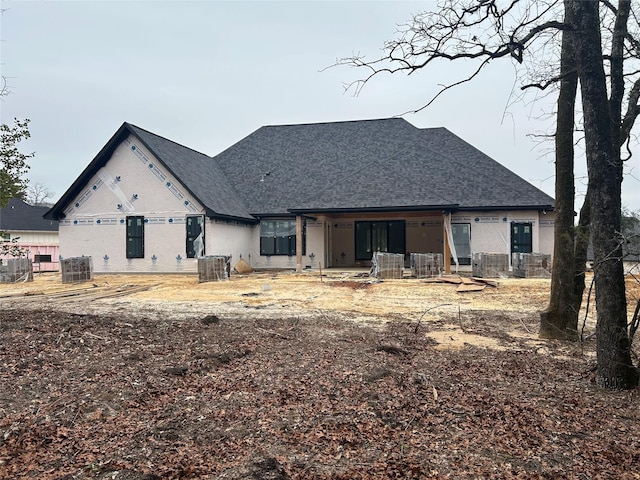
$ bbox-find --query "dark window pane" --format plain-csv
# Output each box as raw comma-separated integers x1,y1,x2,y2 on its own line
126,216,144,258
260,219,303,256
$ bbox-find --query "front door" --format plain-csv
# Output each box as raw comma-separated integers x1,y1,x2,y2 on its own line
511,222,532,255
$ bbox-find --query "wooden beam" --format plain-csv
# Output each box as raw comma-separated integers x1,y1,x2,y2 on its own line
443,218,451,274
296,215,303,272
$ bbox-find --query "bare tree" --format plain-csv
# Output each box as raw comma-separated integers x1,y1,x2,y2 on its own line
26,181,54,207
337,0,640,388
539,0,579,340
571,0,638,388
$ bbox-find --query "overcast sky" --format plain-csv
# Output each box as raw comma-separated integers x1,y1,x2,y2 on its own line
2,0,638,212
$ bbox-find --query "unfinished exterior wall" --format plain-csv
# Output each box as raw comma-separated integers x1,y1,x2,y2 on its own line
452,210,555,269
328,220,355,268
538,217,555,259
245,218,324,270
207,219,254,271
323,213,445,268
56,135,257,273
406,219,444,256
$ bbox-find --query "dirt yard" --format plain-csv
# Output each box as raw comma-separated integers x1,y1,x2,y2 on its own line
1,270,640,479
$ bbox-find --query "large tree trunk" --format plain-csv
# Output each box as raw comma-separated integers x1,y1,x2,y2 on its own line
572,191,590,317
540,0,579,340
571,0,638,389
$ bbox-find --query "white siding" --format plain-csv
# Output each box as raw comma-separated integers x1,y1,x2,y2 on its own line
4,230,58,244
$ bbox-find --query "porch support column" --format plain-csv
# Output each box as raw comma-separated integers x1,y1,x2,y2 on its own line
296,215,303,272
443,220,451,274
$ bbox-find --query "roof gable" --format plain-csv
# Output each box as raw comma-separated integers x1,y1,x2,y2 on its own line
46,123,254,222
126,125,253,221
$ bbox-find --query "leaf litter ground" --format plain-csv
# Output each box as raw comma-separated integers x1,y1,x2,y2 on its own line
1,271,640,479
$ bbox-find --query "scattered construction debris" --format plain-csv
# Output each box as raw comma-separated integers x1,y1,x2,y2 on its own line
423,275,499,292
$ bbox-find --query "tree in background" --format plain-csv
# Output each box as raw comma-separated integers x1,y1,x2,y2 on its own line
1,118,33,207
26,181,55,207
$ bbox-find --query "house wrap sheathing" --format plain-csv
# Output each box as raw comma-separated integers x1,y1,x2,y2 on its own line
46,118,555,273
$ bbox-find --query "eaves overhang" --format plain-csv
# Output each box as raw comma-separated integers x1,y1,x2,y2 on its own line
287,204,460,215
204,208,258,224
454,204,555,213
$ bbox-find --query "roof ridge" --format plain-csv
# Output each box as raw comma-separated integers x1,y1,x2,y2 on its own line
261,117,411,129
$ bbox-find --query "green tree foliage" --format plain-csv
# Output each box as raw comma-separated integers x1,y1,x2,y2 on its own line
1,118,33,208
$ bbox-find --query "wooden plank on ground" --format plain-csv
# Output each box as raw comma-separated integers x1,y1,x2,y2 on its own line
436,276,464,285
471,277,499,287
457,283,486,292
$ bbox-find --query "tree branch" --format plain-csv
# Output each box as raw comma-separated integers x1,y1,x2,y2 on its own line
521,69,578,90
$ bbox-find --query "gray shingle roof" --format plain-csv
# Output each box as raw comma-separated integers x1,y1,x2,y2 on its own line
1,198,58,231
415,127,554,209
213,118,554,215
126,124,254,221
46,118,554,222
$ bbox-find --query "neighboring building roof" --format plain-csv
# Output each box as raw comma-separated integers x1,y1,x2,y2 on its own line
1,198,58,232
45,118,554,221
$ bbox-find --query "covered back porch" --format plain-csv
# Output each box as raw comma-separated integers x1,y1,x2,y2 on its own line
295,210,458,273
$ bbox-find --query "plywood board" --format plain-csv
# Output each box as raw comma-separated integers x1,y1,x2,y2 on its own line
457,283,486,292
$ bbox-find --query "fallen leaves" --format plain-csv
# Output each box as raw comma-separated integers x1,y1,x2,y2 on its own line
1,307,639,479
